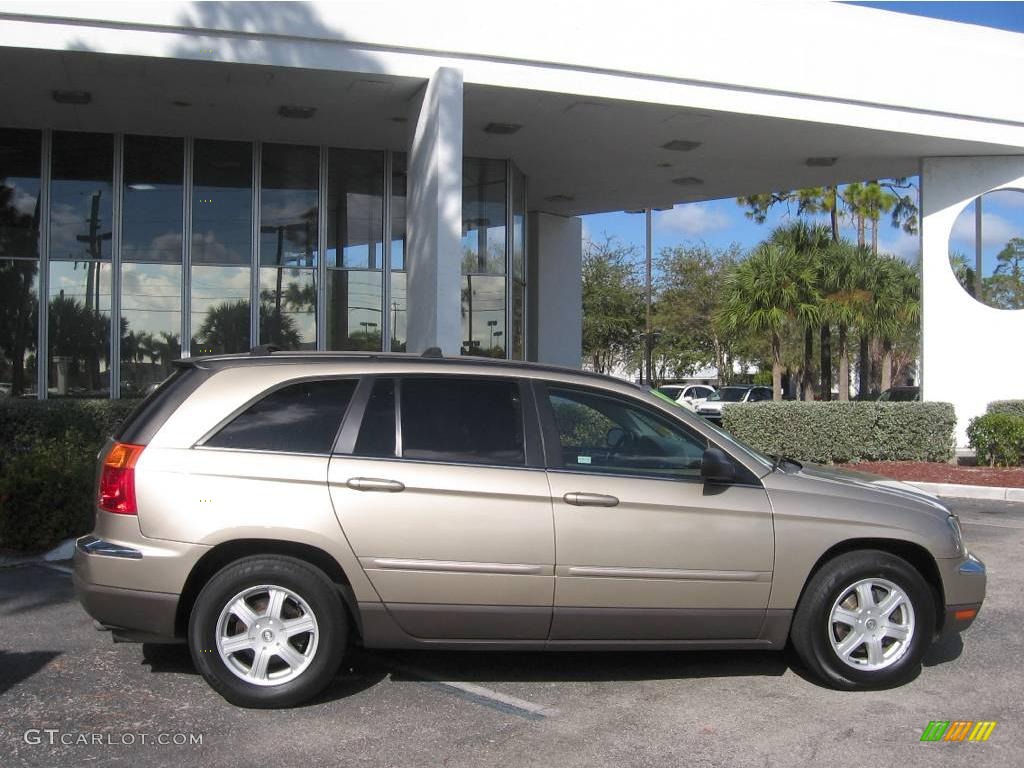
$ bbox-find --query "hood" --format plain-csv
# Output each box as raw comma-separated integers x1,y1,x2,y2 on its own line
764,461,952,523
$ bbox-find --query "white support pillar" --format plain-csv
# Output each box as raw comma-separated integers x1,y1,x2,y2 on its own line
405,67,463,355
527,211,582,367
920,156,1024,446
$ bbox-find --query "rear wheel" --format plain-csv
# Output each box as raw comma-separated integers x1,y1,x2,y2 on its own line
791,550,934,689
189,555,346,708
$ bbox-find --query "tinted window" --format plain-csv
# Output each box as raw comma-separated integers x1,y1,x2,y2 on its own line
206,379,357,453
548,387,706,479
354,378,396,457
400,378,524,466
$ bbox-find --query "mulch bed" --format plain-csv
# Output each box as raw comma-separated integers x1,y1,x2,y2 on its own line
838,461,1024,488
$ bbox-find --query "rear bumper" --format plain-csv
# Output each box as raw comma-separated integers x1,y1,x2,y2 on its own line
72,513,208,640
73,569,179,637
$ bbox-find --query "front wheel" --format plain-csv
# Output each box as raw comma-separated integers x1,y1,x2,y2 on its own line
790,550,935,689
189,555,347,708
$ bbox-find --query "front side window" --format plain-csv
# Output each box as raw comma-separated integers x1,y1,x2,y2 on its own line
205,379,357,453
548,387,706,479
400,377,524,466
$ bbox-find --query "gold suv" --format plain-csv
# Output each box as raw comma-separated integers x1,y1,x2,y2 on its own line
74,350,986,708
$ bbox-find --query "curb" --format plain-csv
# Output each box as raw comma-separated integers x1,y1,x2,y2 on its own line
908,481,1024,502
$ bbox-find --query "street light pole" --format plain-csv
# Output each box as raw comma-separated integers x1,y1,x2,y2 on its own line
645,208,653,387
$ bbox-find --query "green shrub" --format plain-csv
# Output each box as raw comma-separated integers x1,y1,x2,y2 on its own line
0,399,138,552
720,401,956,464
967,413,1024,467
987,400,1024,419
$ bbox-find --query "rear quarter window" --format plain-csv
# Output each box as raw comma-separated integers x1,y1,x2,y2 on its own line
204,378,358,454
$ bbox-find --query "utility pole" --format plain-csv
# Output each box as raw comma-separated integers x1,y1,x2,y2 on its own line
645,208,653,387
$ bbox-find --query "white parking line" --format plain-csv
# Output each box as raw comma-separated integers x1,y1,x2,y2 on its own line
388,662,559,719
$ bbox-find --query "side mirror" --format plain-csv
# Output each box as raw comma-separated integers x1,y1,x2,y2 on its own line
701,446,736,484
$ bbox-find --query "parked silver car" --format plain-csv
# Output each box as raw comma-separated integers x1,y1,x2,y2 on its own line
74,351,985,708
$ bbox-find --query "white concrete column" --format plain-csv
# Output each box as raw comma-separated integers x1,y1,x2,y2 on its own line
405,67,463,355
527,211,582,367
920,156,1024,445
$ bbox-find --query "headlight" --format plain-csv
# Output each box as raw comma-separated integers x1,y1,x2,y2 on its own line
947,514,966,556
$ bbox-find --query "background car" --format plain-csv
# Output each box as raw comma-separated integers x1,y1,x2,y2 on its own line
657,383,716,411
697,385,773,421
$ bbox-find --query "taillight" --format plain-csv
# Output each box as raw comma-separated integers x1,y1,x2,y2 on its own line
98,442,145,515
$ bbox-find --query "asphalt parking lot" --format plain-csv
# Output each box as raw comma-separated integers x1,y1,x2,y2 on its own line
2,498,1021,768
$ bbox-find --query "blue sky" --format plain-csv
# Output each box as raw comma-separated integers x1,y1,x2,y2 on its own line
581,2,1024,270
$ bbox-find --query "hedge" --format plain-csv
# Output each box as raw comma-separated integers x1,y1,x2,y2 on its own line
967,412,1024,467
720,401,957,464
0,399,138,552
987,400,1024,419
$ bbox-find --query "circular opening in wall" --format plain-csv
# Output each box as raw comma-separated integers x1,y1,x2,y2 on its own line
948,188,1024,310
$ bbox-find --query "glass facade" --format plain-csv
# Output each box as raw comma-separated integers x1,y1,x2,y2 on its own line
0,128,528,399
0,128,41,397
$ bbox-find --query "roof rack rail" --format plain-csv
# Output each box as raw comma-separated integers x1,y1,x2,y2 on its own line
250,344,281,356
421,347,443,358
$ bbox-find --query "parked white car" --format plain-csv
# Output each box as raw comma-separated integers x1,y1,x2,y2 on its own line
657,383,716,411
696,385,773,421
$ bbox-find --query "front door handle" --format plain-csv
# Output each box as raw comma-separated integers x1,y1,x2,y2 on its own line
563,492,619,507
347,477,405,493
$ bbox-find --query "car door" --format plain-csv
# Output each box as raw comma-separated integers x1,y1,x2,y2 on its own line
327,375,554,640
538,382,774,642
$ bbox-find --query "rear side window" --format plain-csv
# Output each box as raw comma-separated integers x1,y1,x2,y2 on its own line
205,379,357,454
400,378,524,466
354,378,396,458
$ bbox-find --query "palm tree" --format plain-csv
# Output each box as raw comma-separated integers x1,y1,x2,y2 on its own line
820,243,873,401
868,258,920,391
769,222,829,399
718,243,819,401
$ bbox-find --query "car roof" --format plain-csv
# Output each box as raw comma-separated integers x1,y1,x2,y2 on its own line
174,348,631,388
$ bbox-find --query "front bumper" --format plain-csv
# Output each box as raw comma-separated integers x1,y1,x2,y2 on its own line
938,552,987,634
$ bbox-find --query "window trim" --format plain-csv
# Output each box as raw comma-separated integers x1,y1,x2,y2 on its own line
195,374,361,455
534,381,762,486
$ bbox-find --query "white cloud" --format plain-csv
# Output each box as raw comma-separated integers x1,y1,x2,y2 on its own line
877,229,920,262
656,203,731,237
950,210,1018,245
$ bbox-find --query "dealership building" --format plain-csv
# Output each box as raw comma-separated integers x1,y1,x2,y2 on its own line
1,1,1022,441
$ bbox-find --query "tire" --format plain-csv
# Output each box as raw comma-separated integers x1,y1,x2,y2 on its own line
188,555,347,708
790,549,935,690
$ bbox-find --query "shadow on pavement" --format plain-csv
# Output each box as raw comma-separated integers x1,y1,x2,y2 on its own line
923,632,964,666
0,650,61,694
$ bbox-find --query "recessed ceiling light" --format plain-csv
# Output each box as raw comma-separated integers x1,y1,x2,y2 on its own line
52,90,91,105
806,156,837,167
544,194,575,203
483,122,522,135
390,116,407,123
171,100,192,108
127,184,157,191
672,176,704,186
657,162,672,168
278,105,317,119
661,139,702,152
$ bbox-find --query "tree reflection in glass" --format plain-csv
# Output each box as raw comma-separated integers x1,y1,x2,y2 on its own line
48,261,111,396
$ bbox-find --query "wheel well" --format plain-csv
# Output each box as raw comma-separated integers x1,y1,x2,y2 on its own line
175,539,359,638
800,538,946,633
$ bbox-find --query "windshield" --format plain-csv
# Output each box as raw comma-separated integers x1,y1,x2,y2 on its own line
707,387,749,402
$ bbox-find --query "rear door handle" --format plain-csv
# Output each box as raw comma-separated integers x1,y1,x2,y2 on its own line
347,477,405,493
563,492,619,507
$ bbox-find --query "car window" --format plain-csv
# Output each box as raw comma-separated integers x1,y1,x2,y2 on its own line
657,386,683,399
205,379,358,453
354,378,396,457
400,377,525,466
547,387,706,479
